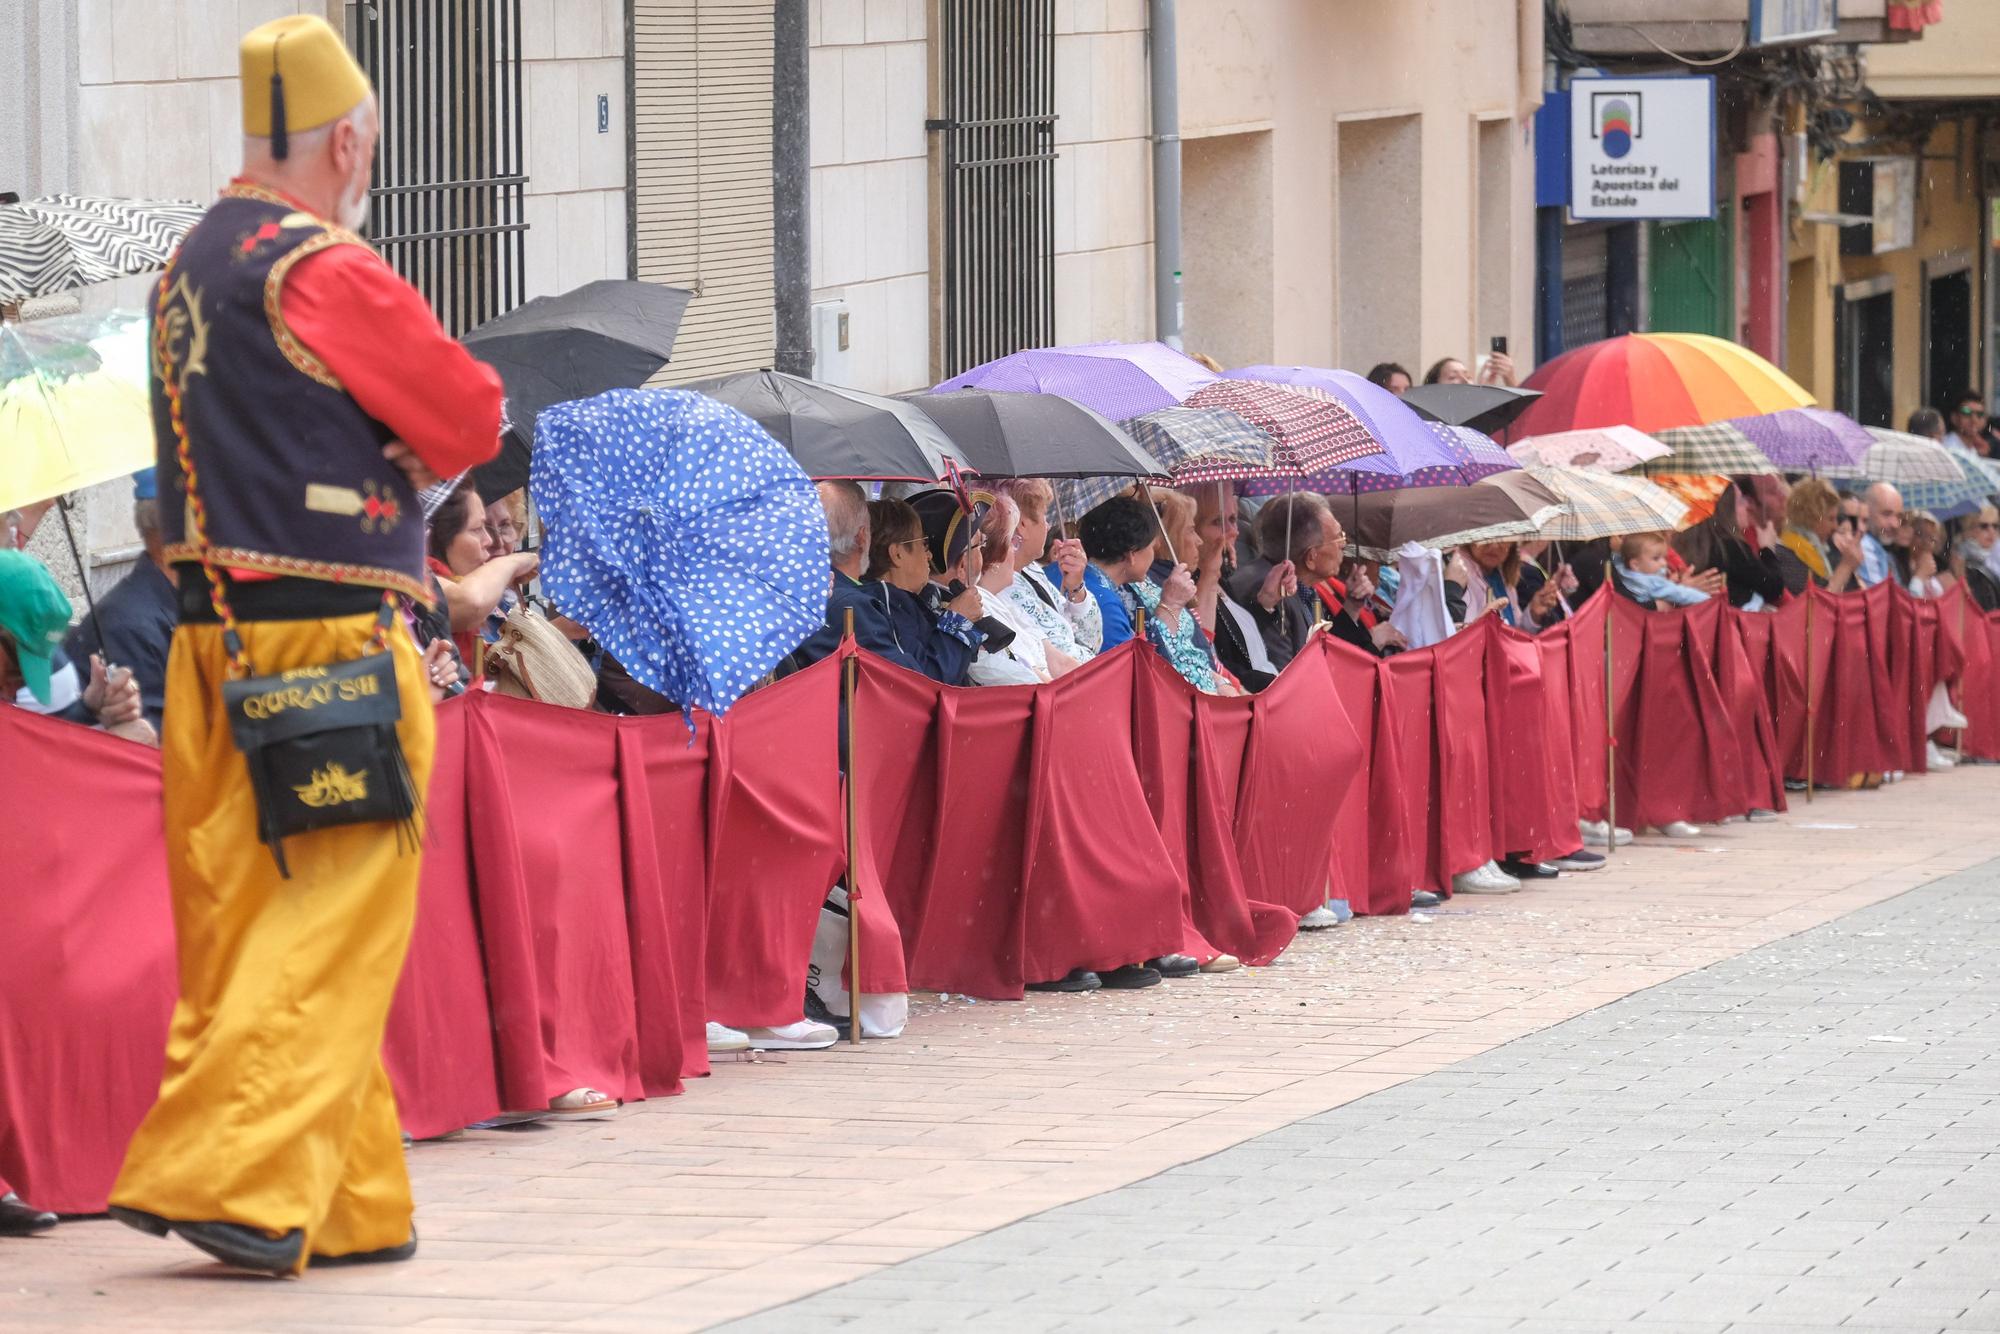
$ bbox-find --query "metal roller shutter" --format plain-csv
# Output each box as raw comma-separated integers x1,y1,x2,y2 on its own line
630,0,776,382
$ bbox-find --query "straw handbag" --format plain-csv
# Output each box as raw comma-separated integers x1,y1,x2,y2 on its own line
485,601,598,710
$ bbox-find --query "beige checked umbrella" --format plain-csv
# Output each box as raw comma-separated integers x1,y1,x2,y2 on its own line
1641,422,1778,478
1529,466,1691,541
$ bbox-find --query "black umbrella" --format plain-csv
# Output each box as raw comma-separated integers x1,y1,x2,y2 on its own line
466,279,691,500
1399,383,1543,438
688,370,972,481
903,389,1165,481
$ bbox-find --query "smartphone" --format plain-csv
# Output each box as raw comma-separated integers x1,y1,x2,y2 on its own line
1490,335,1508,356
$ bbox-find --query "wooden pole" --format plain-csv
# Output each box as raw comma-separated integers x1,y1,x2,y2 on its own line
842,608,863,1046
1956,586,1968,765
1603,562,1617,857
1804,587,1816,803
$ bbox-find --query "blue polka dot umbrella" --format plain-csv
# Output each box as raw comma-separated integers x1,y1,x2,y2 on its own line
531,388,830,722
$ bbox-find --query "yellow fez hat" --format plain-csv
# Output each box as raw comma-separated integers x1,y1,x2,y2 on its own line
239,15,371,158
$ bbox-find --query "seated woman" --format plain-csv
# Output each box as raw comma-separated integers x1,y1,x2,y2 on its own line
995,479,1101,662
1672,481,1787,610
1138,490,1231,695
862,497,980,686
970,494,1079,685
1447,541,1564,631
1953,505,2000,611
1773,477,1861,595
426,486,539,675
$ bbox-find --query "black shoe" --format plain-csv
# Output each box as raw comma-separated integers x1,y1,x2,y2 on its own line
314,1226,417,1268
1409,889,1442,908
1498,858,1560,880
173,1221,306,1276
1146,954,1200,978
0,1192,57,1236
109,1204,171,1237
1026,967,1101,993
1550,849,1605,873
1098,963,1163,990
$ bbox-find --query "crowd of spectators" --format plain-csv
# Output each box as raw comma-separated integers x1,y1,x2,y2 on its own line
11,394,2000,1219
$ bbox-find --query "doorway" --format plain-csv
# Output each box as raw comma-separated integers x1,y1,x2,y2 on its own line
1837,285,1895,428
1927,265,1973,416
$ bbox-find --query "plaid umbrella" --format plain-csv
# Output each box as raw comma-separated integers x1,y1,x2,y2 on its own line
1180,379,1384,482
1529,466,1690,542
0,194,204,305
1507,425,1670,472
1823,428,1968,487
1830,430,1990,518
1944,439,2000,493
1054,406,1273,518
934,340,1218,421
1725,407,1873,472
1642,422,1778,477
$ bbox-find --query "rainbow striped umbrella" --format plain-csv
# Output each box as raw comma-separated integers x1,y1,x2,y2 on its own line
1513,333,1814,436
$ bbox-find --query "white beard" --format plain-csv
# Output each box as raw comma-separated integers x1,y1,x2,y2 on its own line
336,174,372,234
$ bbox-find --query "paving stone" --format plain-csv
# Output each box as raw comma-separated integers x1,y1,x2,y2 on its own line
725,855,2000,1332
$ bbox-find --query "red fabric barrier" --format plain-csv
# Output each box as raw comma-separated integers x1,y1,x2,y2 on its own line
0,708,174,1215
705,653,846,1024
7,579,1980,1215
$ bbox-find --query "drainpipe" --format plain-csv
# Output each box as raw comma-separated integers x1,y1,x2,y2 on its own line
772,0,812,376
1148,0,1183,350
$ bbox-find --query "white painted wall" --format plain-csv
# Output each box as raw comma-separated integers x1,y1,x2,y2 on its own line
807,0,1157,396
19,0,629,595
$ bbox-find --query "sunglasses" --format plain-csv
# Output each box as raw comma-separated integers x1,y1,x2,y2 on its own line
1980,523,1999,531
1961,408,1989,419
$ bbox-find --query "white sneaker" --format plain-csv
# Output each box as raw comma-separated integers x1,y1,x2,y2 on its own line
1453,862,1520,895
1928,740,1957,771
1936,699,1971,730
1298,904,1340,930
744,1019,838,1051
1747,808,1780,822
1885,770,1906,783
1657,820,1701,837
706,1021,750,1053
1579,820,1633,848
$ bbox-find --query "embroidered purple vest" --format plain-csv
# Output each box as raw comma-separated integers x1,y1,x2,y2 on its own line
152,186,424,603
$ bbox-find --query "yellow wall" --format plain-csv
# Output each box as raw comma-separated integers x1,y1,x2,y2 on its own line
1786,116,1985,423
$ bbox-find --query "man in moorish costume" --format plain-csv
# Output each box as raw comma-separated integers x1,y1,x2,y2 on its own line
109,15,503,1274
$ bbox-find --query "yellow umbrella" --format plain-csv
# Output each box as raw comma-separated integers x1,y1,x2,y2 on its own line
0,312,154,512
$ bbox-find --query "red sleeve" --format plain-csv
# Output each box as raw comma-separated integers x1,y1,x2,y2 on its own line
279,243,505,479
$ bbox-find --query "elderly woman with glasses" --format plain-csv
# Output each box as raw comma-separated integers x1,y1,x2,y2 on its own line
1953,504,2000,611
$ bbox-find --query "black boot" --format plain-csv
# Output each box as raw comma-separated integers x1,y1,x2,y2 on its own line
0,1192,57,1236
173,1221,306,1276
314,1225,418,1267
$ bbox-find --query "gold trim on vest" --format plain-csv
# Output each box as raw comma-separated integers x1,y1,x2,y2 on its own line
161,542,432,608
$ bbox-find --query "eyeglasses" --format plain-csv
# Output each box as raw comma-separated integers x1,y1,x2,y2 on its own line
1979,523,1999,531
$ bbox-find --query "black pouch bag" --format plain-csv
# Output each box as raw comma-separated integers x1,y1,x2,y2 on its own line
219,598,423,876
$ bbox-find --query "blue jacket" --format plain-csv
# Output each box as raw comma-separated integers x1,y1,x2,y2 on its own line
791,569,980,685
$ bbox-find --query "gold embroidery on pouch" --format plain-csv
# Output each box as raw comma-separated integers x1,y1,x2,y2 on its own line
294,763,370,808
305,483,366,517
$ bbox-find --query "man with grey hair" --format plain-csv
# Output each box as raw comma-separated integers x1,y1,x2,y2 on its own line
63,468,178,733
1856,481,1904,589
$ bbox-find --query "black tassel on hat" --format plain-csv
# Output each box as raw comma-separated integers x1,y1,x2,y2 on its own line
270,67,289,160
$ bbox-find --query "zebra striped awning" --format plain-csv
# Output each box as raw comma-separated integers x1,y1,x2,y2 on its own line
0,194,205,306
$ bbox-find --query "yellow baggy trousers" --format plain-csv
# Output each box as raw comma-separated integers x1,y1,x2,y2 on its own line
111,610,435,1270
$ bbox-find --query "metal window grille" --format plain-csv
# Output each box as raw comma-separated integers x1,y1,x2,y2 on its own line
929,1,1058,378
351,1,529,336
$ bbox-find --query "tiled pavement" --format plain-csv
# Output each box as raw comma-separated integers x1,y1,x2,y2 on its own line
8,769,2000,1332
727,825,2000,1333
